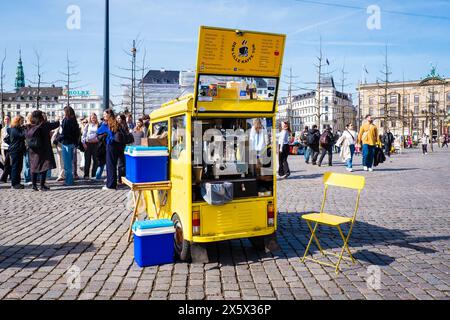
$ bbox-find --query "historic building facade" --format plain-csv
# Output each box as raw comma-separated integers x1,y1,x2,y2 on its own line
357,68,450,138
278,77,356,133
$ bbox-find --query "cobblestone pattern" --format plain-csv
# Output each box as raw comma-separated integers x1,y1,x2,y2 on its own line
0,149,449,300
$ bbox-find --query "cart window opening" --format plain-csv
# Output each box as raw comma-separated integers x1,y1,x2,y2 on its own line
171,116,186,160
151,121,168,137
197,75,277,104
191,117,275,202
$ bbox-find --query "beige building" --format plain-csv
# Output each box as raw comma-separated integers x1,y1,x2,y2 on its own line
357,69,450,139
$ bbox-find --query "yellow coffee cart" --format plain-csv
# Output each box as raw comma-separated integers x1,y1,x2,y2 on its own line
145,26,286,261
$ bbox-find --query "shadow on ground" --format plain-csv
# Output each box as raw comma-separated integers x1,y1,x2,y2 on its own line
0,242,95,269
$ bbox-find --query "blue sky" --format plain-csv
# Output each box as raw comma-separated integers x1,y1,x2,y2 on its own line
1,0,449,104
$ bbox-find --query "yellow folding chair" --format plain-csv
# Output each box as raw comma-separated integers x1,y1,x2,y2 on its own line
301,172,365,274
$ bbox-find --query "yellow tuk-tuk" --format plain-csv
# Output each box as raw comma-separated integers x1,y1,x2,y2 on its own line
145,26,286,261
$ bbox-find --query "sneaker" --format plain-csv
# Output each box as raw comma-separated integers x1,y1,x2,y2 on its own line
40,185,50,191
12,184,25,190
285,173,291,179
363,166,368,171
368,168,374,172
346,168,353,172
56,177,65,182
25,182,33,186
102,186,116,191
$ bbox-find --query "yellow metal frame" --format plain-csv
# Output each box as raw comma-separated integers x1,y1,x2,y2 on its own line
149,95,278,244
122,177,172,242
301,172,365,274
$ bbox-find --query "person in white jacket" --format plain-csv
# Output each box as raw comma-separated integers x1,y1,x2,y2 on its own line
335,123,357,172
249,118,269,175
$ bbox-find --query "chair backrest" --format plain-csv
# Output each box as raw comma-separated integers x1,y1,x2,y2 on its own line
323,172,365,191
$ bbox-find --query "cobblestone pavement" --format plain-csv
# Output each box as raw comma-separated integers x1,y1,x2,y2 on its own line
0,148,449,300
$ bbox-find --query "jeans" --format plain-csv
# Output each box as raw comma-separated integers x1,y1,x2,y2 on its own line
10,152,24,187
384,143,392,157
23,152,31,183
346,145,355,169
62,144,75,186
362,144,375,168
96,164,105,180
304,147,311,162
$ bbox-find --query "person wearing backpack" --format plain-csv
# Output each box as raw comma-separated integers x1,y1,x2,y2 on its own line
357,114,380,172
26,110,60,191
318,126,334,167
58,106,80,186
306,124,321,165
301,126,310,162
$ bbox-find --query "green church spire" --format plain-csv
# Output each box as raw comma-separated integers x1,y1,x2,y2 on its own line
15,50,25,91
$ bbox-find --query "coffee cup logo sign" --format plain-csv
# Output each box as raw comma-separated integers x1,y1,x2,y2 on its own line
232,40,256,64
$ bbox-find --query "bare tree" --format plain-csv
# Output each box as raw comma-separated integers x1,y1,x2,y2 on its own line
376,45,393,132
113,38,152,119
0,49,6,125
27,50,53,111
57,51,81,108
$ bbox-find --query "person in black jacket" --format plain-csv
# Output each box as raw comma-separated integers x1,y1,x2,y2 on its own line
58,106,80,186
318,126,334,167
306,125,321,165
26,110,60,191
7,116,26,189
382,129,395,158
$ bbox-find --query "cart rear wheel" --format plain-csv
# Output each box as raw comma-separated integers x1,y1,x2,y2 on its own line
172,213,191,262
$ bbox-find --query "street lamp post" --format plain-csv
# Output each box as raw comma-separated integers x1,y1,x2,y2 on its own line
103,0,110,111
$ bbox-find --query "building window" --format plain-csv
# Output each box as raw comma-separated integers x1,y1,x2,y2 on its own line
391,121,396,128
379,96,385,104
380,121,384,128
390,94,397,104
402,95,408,106
414,95,419,104
447,92,450,102
325,97,328,103
414,105,419,115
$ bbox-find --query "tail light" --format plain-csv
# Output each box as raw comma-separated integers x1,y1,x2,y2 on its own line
267,203,275,227
192,209,200,235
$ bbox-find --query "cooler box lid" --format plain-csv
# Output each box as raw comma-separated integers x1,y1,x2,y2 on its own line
125,146,169,157
132,219,175,237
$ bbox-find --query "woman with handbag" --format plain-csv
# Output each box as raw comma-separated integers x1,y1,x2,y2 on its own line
335,123,357,172
97,109,123,190
26,110,60,191
82,113,99,180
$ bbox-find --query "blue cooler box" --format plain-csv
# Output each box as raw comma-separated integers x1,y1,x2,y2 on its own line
133,219,175,267
125,146,169,183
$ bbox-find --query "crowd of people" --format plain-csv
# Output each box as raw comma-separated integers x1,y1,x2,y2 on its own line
277,113,448,177
0,108,150,191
